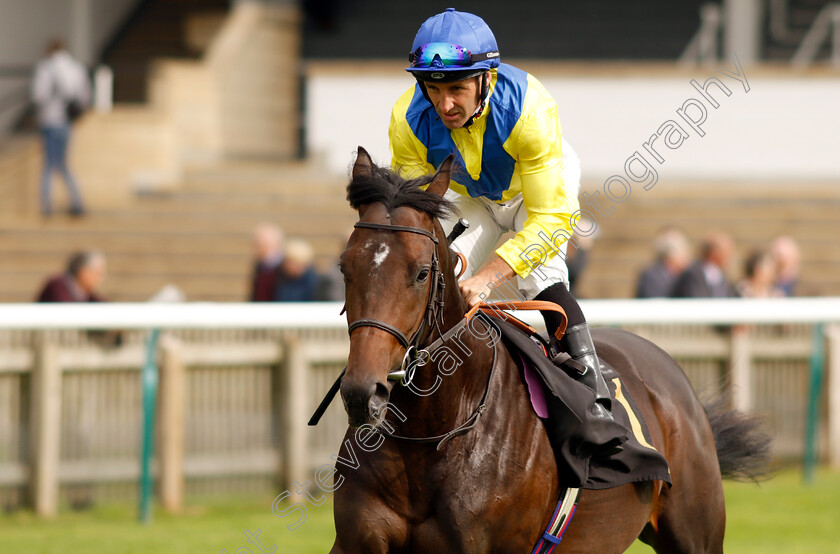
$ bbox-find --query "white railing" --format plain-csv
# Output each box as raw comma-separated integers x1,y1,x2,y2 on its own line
1,297,840,329
792,3,840,67
2,298,840,516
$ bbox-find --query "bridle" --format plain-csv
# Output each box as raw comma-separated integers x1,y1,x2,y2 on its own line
340,218,503,450
336,216,520,451
347,221,446,386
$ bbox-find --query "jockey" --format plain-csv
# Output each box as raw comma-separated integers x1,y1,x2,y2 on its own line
389,8,615,421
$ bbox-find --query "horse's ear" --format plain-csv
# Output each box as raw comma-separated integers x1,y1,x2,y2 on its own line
426,154,454,197
353,146,374,181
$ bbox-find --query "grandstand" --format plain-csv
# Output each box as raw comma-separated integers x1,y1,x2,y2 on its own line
0,0,354,302
0,143,351,302
1,0,838,302
578,184,840,298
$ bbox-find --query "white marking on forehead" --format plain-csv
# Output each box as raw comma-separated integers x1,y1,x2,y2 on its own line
372,243,390,268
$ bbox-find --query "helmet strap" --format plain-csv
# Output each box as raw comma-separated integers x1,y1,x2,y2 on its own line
416,77,433,106
462,72,489,129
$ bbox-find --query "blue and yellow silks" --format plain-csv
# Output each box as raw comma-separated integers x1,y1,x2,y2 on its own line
389,64,580,278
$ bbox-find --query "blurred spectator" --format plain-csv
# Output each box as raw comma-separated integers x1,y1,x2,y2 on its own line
31,39,91,216
36,250,106,302
36,249,109,511
672,231,736,298
275,239,320,302
636,227,691,298
771,236,801,296
249,223,285,301
736,249,784,298
317,229,352,301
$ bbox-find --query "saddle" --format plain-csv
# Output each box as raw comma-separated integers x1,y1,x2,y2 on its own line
466,302,672,490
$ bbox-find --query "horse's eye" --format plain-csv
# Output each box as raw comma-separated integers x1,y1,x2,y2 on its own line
416,268,430,282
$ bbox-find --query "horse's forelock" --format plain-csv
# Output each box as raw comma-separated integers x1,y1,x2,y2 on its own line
346,162,454,220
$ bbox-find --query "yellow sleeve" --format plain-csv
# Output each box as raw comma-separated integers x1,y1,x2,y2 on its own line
495,85,580,278
389,86,434,180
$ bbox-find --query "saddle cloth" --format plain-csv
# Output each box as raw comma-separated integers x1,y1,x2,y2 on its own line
487,314,672,490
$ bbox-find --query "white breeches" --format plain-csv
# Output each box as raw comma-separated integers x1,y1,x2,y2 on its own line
440,139,582,300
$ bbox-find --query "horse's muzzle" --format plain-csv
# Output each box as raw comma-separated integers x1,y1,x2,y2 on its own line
340,377,391,428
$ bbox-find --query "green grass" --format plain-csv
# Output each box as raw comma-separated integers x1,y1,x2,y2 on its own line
2,468,839,553
0,496,335,554
628,467,840,554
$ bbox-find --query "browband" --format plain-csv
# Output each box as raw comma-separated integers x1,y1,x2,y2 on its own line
354,221,439,243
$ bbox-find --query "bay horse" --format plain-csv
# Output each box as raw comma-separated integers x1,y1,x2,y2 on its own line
331,147,768,553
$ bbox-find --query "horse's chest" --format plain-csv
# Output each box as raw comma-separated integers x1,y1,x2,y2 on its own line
398,457,548,546
406,486,541,553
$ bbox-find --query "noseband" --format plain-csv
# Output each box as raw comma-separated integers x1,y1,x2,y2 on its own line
346,221,445,385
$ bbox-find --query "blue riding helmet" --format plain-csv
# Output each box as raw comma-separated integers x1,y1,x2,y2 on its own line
406,8,500,83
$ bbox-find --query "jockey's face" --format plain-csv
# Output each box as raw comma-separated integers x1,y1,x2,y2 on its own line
424,73,485,129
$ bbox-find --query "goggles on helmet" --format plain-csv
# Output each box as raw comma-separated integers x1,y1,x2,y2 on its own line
409,42,499,69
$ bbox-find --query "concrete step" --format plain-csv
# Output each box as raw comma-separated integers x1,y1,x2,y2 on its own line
179,171,349,195
600,219,840,243
132,191,352,212
0,230,345,261
0,250,250,276
1,271,250,302
3,208,355,236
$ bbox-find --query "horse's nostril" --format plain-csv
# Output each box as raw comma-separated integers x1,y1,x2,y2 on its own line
368,381,391,421
374,381,390,402
341,378,385,427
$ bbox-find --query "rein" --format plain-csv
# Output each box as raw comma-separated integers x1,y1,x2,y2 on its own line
341,220,568,451
378,316,499,451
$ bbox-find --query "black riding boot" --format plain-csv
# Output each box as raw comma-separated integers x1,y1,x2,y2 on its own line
558,322,614,420
535,283,614,421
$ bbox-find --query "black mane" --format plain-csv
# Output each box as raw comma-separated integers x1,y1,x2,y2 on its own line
347,161,454,219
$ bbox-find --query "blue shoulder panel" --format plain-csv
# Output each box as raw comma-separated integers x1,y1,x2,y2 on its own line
405,64,528,201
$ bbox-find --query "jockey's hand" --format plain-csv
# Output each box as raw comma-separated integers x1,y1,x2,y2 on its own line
459,275,493,308
458,255,517,308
